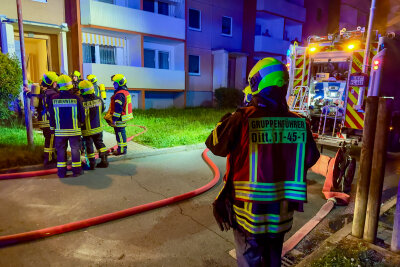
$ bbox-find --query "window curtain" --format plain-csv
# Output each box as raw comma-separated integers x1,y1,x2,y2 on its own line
100,46,116,65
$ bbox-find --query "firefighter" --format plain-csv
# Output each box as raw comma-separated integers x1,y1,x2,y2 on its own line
206,57,320,267
49,75,86,178
30,72,59,168
78,80,109,169
71,70,82,96
87,74,107,101
107,74,133,156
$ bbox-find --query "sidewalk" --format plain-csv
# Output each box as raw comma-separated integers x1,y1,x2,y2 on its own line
295,197,400,266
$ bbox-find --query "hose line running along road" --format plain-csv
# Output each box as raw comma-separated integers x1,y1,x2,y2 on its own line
0,148,220,247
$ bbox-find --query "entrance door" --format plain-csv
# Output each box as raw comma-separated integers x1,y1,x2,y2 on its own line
24,38,49,83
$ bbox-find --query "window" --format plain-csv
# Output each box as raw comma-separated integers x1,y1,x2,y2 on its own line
316,8,322,22
83,44,96,63
158,1,169,16
143,0,155,12
144,49,156,68
144,49,169,69
32,0,47,3
99,46,116,65
97,0,114,4
189,55,200,75
222,16,232,36
189,8,201,31
158,51,170,69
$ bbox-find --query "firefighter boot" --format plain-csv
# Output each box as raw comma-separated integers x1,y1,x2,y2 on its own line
90,161,96,170
96,154,109,168
73,168,84,177
57,168,67,178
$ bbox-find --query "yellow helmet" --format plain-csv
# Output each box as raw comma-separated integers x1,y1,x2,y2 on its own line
42,71,59,87
87,74,97,83
243,85,252,104
57,75,73,91
72,70,81,78
78,80,95,95
248,57,288,95
111,74,127,87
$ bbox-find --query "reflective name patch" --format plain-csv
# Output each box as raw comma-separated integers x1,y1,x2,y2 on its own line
53,99,77,105
249,117,306,144
83,99,102,109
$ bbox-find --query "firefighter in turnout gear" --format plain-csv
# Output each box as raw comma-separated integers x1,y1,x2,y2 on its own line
108,74,133,156
206,58,320,267
87,74,107,100
38,71,59,168
79,80,109,169
49,75,86,178
71,70,82,96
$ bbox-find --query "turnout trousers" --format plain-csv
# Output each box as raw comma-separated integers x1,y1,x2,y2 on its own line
234,229,285,267
42,127,56,165
83,133,108,164
55,136,82,177
114,126,127,154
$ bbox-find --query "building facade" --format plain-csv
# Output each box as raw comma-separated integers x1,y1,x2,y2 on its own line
3,0,393,110
0,0,69,83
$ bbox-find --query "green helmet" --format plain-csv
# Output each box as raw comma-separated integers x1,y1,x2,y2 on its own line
41,71,59,87
57,75,73,91
111,74,127,87
78,80,95,95
248,57,289,95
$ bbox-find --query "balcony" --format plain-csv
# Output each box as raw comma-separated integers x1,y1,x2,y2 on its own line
254,36,291,56
257,0,306,22
83,63,185,90
80,0,186,40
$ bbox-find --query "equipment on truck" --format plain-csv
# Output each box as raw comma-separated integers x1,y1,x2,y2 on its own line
286,27,381,146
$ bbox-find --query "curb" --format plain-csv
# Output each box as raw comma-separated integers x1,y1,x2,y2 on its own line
295,196,398,266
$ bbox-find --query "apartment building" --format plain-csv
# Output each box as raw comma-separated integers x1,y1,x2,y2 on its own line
185,0,247,107
66,0,186,109
0,0,69,83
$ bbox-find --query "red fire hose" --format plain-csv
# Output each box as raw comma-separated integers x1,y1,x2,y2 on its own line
0,148,220,247
0,125,148,180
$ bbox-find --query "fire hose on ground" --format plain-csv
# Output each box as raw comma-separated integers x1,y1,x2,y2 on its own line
0,148,220,247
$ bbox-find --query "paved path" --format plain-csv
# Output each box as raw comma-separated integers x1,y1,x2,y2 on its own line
0,145,329,266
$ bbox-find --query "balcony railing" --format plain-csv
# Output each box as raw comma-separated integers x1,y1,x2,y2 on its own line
257,0,306,22
83,63,185,90
254,35,291,55
80,0,186,40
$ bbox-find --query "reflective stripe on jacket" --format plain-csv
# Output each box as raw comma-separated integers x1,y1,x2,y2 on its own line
82,94,105,136
110,89,133,123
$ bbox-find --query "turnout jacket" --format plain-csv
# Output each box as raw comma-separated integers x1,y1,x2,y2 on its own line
110,87,133,126
36,87,59,129
206,104,319,235
81,94,105,136
49,91,86,137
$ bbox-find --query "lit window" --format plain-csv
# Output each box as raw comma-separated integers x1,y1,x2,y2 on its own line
189,8,201,31
99,46,116,65
32,0,47,3
189,55,200,75
222,16,232,36
143,0,155,12
144,49,156,68
83,44,96,63
158,1,169,16
158,51,169,69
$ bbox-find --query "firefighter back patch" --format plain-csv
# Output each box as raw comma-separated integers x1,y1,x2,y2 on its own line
249,117,307,144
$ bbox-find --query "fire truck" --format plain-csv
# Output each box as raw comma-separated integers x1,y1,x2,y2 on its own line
285,27,400,151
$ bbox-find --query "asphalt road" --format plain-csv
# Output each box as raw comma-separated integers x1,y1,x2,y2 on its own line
0,146,394,266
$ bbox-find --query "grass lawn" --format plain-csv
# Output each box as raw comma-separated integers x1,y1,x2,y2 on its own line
0,125,45,169
103,107,233,148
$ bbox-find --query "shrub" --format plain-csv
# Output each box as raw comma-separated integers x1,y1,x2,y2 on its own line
0,52,23,123
214,87,244,108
